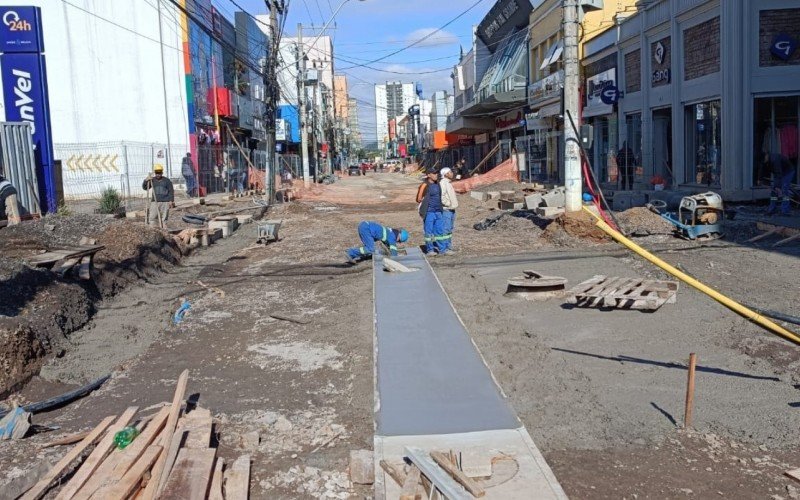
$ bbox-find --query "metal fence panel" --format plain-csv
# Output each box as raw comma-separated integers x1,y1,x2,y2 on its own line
0,122,40,214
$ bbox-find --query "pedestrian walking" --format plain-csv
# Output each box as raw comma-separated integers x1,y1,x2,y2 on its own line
0,175,21,226
142,164,175,228
457,158,467,179
617,142,636,190
439,167,458,254
763,152,796,216
345,221,409,264
181,152,197,197
415,167,445,255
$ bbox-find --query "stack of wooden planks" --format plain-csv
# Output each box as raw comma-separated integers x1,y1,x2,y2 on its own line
27,237,103,280
18,370,250,500
382,447,486,500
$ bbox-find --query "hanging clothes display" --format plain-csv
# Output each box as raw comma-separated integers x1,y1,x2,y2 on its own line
779,124,798,159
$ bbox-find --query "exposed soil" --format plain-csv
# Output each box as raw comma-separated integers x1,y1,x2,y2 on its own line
1,173,798,499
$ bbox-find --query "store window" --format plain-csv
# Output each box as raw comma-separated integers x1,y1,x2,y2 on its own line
621,113,642,188
686,101,721,186
753,97,799,186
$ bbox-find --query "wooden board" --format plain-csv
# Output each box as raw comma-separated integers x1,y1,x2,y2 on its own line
104,445,162,500
19,415,116,500
147,369,189,498
72,406,169,500
400,465,421,500
785,467,800,484
224,455,250,500
28,245,105,267
566,275,678,311
77,255,93,280
40,430,91,449
404,447,471,500
55,407,139,500
182,408,213,449
430,451,486,497
159,448,216,500
208,458,224,500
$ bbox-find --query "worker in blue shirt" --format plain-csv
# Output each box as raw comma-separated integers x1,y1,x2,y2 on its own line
346,221,409,263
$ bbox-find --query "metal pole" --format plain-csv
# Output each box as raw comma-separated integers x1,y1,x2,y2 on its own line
298,25,311,187
156,0,174,177
563,0,582,211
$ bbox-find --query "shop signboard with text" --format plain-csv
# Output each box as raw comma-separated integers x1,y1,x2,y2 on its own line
0,5,56,212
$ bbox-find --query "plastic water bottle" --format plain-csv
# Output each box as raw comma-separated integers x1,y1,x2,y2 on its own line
113,426,139,449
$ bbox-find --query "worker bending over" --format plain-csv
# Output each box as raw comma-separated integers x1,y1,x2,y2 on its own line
346,221,409,264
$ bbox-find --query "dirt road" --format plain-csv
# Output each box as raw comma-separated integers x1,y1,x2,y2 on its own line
2,172,800,499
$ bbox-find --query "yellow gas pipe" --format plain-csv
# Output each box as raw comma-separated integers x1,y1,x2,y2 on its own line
582,206,800,346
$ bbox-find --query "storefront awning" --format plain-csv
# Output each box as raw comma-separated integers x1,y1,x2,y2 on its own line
445,115,495,135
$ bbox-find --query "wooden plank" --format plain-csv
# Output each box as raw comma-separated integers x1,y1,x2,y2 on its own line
103,445,162,500
55,407,139,500
28,246,105,267
78,255,92,280
404,447,471,500
72,406,170,500
430,451,486,498
19,415,116,500
182,408,212,449
379,460,406,487
40,431,91,449
54,257,81,277
399,465,421,500
159,448,216,500
773,233,800,248
147,369,189,498
224,455,251,500
208,458,224,500
747,228,779,243
785,468,800,485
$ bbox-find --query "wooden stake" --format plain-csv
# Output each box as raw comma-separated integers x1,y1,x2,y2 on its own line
684,353,697,429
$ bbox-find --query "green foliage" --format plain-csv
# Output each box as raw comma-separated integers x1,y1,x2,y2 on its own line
97,187,122,214
56,202,72,217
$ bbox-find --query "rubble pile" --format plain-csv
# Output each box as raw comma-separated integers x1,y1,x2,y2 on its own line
222,408,348,454
617,207,675,236
262,465,351,499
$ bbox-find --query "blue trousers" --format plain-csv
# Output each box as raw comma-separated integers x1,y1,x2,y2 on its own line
424,211,444,253
769,169,795,215
440,210,456,251
346,221,376,260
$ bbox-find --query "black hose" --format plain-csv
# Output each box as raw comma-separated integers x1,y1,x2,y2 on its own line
182,214,207,225
749,307,800,326
0,375,110,418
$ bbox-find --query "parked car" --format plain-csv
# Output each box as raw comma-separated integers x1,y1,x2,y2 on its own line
348,164,361,176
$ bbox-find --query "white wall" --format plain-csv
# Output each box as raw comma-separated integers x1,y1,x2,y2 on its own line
0,0,189,148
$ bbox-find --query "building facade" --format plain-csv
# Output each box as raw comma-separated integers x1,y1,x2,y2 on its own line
374,82,416,154
609,0,800,200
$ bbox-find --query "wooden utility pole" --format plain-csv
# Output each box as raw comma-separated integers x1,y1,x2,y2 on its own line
684,353,697,428
563,0,582,211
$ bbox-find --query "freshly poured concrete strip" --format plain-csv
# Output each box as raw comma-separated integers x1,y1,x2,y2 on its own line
373,248,567,499
374,248,518,435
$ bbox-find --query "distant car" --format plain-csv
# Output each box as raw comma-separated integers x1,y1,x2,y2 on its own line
360,161,373,171
348,164,361,176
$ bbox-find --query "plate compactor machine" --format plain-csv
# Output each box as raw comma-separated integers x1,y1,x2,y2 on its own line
648,192,725,240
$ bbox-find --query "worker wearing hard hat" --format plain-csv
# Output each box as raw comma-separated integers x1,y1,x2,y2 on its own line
438,167,458,255
346,221,409,264
0,174,21,226
142,164,175,227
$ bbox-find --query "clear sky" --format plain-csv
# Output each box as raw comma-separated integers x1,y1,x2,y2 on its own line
224,0,496,144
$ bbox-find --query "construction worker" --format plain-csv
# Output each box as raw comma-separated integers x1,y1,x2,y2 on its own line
142,164,175,228
346,221,409,264
764,153,795,216
415,167,444,254
0,175,21,226
439,167,458,255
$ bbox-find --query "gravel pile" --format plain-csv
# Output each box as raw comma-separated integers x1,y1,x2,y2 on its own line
616,207,675,236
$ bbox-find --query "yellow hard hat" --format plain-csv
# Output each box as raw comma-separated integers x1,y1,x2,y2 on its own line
153,164,164,173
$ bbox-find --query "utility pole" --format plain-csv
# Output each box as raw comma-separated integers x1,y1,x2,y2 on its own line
264,0,279,202
297,23,311,187
563,0,582,212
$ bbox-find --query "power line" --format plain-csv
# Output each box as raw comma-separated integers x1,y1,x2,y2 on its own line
336,0,488,70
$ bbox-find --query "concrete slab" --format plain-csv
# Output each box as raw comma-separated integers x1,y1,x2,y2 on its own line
536,206,565,217
470,191,489,202
374,430,567,500
525,193,543,210
373,248,519,436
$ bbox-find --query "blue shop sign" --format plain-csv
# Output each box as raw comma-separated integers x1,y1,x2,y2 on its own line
771,33,798,61
1,6,44,53
600,85,623,106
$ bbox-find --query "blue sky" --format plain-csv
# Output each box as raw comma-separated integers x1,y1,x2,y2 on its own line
225,0,496,143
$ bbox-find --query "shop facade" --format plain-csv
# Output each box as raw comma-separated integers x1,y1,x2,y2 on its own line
614,0,800,200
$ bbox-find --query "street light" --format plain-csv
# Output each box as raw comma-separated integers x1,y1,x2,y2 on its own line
298,0,365,187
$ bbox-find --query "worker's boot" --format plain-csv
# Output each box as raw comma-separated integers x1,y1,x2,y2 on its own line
781,198,791,216
766,197,778,215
